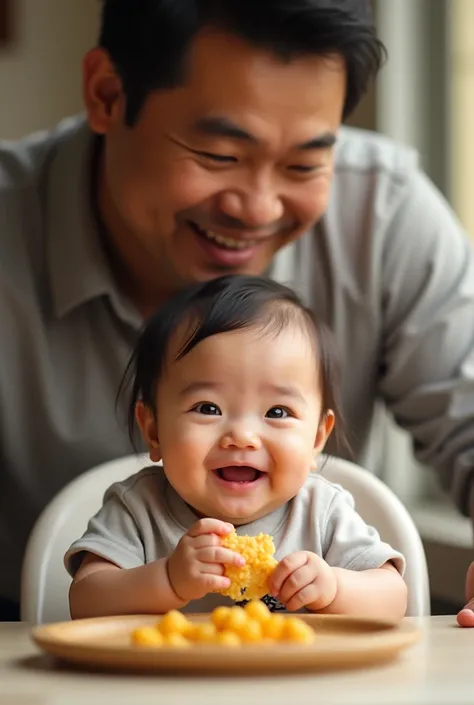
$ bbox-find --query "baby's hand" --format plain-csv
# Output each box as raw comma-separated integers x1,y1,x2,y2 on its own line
167,518,246,603
268,551,337,612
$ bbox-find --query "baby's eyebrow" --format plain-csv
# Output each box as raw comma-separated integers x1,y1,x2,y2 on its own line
178,381,224,397
263,384,307,403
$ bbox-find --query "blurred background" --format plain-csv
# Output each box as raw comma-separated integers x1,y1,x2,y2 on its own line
0,0,472,613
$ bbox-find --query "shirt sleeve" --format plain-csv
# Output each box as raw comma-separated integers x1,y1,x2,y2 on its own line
322,485,406,575
378,167,474,516
64,481,146,577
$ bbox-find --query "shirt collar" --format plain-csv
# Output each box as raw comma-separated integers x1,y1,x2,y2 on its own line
46,116,141,328
164,478,289,537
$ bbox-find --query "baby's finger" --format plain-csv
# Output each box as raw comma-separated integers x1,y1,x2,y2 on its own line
199,573,232,593
189,533,221,549
269,552,309,595
199,562,225,576
187,518,234,538
277,563,315,605
198,546,246,567
285,584,320,612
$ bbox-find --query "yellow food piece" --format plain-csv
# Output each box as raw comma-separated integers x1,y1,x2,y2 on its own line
224,606,248,632
188,622,218,643
244,599,272,623
162,633,190,648
237,618,263,643
219,531,278,600
158,609,190,635
131,605,316,648
215,630,242,647
211,605,232,629
282,617,316,644
132,626,164,647
262,613,286,640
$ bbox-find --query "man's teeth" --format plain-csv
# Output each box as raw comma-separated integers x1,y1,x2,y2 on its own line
200,227,257,250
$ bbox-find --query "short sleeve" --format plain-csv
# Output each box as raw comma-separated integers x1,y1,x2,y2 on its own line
322,486,405,576
64,481,146,577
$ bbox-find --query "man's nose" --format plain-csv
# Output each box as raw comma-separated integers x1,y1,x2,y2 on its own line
219,184,284,229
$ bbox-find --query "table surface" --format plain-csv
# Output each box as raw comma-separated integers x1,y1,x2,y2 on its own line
0,616,472,705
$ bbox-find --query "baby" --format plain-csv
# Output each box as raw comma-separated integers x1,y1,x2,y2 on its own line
65,275,407,619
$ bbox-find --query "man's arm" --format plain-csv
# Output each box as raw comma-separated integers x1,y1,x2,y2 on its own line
376,166,474,621
457,560,474,626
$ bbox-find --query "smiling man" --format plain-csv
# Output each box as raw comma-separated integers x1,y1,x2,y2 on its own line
91,26,347,313
1,0,474,625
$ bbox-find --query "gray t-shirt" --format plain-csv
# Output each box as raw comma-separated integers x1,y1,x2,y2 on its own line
65,468,405,613
2,115,474,603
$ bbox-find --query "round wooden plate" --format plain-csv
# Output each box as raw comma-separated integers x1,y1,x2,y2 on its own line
32,613,421,674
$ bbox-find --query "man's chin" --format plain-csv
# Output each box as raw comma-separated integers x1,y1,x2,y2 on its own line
188,261,272,283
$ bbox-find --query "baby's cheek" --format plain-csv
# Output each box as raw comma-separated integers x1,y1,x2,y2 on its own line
271,432,314,471
174,426,217,460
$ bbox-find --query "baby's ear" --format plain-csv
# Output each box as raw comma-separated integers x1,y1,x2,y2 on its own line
313,410,335,454
135,401,162,463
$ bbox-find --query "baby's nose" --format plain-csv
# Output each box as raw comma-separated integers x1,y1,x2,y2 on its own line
220,427,262,450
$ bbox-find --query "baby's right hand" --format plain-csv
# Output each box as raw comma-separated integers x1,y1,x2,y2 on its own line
167,518,245,603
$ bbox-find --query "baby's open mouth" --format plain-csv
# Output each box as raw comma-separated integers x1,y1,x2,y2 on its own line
215,466,263,483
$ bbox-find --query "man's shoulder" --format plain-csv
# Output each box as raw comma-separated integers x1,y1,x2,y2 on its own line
0,115,89,289
0,115,86,191
321,127,426,252
335,126,419,179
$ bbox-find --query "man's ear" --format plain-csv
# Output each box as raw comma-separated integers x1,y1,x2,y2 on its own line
135,401,162,463
82,47,125,134
314,410,335,454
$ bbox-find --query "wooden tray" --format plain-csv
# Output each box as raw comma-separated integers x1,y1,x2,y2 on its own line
32,613,421,674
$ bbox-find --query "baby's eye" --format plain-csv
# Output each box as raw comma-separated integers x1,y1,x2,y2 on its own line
192,402,222,416
266,406,291,419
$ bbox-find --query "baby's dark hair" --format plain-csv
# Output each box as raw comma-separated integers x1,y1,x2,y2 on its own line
121,275,348,450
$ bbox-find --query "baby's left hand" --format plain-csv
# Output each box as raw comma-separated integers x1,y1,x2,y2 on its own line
268,551,337,612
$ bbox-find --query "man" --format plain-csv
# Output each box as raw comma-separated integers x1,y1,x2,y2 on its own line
1,0,474,624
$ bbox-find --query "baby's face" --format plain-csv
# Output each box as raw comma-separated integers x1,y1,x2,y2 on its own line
140,324,333,524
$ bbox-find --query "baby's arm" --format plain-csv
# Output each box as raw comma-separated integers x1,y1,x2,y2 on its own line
269,479,408,620
318,482,408,621
317,562,407,621
68,517,244,619
269,551,407,621
69,552,184,619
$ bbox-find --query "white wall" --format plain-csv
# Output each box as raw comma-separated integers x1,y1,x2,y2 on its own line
0,0,99,139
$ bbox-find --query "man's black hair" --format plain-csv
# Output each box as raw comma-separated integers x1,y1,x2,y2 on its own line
99,0,385,125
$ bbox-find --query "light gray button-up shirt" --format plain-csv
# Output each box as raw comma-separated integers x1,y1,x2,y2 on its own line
1,116,474,602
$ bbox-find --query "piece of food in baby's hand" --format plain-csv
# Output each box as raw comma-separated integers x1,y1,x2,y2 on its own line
218,530,278,600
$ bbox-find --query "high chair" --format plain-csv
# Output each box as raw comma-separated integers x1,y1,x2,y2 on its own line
20,454,430,624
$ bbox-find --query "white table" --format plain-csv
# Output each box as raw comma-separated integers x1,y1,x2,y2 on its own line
0,616,473,705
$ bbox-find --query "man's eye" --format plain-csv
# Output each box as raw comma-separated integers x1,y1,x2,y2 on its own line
197,151,237,163
192,402,222,415
288,165,317,173
266,406,291,419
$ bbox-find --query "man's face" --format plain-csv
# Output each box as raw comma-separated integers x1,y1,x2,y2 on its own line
85,29,346,292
